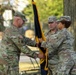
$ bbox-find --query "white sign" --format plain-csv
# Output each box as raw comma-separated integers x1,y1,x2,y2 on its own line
3,10,12,20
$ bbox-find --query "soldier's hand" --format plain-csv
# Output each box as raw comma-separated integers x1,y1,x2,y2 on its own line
38,53,45,59
36,43,41,47
38,38,43,43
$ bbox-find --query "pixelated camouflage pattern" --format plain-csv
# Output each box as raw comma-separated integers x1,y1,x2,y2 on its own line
41,28,76,75
0,42,8,75
14,11,27,21
42,30,59,75
48,16,57,23
57,16,71,22
2,25,38,75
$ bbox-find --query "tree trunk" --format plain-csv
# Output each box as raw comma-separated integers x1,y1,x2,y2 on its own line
63,0,76,50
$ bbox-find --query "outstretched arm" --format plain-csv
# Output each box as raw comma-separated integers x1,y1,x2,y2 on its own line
19,45,38,58
19,35,37,47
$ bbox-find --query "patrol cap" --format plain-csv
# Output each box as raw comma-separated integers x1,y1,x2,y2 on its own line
58,16,71,28
57,16,71,22
14,11,27,21
48,16,57,23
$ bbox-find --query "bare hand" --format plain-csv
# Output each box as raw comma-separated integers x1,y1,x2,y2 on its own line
38,38,43,43
38,53,45,59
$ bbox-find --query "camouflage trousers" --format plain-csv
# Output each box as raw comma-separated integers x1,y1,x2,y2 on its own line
48,64,58,75
46,61,76,75
0,65,8,75
48,56,59,75
7,66,20,75
70,60,76,75
57,51,75,75
57,60,74,75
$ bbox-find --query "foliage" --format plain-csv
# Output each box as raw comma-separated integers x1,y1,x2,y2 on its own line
23,0,63,23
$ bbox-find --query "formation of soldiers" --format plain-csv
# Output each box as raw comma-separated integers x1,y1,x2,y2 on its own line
0,11,76,75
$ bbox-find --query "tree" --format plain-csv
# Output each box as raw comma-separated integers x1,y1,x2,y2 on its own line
63,0,76,50
23,0,63,23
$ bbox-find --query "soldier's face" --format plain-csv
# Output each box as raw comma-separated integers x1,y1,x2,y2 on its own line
13,16,24,28
48,22,57,30
57,22,64,30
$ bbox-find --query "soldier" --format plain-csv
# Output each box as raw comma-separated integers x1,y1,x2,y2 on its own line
39,16,76,75
0,32,8,75
55,16,75,75
2,11,38,75
23,16,59,75
22,16,59,75
46,16,59,75
38,16,59,75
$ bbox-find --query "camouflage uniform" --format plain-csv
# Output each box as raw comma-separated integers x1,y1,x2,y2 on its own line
54,28,75,75
40,16,76,75
2,24,37,75
57,16,76,75
41,27,75,75
0,41,8,75
40,16,59,75
41,30,59,75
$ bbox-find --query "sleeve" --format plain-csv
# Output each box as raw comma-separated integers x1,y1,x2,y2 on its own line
19,45,38,58
12,36,38,59
40,32,66,49
0,44,8,64
40,31,67,59
48,32,67,59
46,31,66,49
3,28,38,58
3,28,11,40
50,34,66,49
40,41,47,48
22,36,37,47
